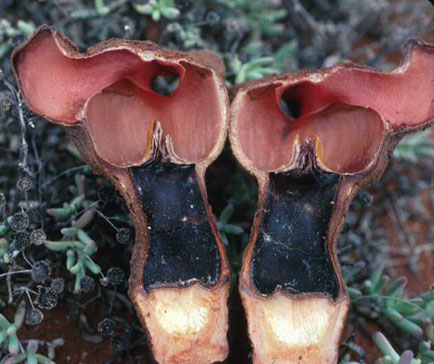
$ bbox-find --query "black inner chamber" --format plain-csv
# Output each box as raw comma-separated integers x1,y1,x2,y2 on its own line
129,161,221,293
251,171,340,298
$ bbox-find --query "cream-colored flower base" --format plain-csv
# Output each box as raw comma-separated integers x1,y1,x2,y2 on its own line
133,283,229,364
241,291,349,364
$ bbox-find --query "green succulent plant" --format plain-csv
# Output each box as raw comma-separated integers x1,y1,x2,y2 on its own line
44,227,101,294
394,130,434,162
0,19,34,60
46,174,96,222
230,55,279,84
373,331,434,364
349,267,434,340
0,312,54,364
134,0,180,21
70,0,128,20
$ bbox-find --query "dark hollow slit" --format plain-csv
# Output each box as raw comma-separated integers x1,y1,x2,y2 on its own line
151,74,180,96
129,161,221,293
280,96,301,120
251,170,340,298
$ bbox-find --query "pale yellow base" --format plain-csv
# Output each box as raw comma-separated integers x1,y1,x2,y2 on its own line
133,284,229,364
241,291,349,364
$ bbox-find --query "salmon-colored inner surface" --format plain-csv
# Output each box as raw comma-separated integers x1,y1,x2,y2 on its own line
279,47,434,129
236,85,385,173
235,45,434,173
15,31,222,167
307,104,384,173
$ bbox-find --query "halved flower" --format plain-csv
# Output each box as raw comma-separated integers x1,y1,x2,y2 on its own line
13,26,230,364
230,39,434,364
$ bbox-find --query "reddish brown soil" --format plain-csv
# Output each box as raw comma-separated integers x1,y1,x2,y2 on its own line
343,161,433,363
12,303,149,364
7,286,249,364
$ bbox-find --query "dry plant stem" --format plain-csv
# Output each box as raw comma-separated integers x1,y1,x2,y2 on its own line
2,80,31,177
230,39,434,364
12,25,230,364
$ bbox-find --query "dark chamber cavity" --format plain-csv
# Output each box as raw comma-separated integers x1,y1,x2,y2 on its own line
251,171,340,298
129,162,221,292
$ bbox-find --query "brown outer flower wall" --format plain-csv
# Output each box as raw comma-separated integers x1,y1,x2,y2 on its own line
229,39,434,364
12,25,230,364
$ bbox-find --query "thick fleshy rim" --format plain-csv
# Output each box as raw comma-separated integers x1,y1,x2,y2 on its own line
12,25,230,170
230,39,434,179
12,27,232,363
230,39,434,364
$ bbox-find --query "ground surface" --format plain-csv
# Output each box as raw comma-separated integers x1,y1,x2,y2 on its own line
0,1,433,363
